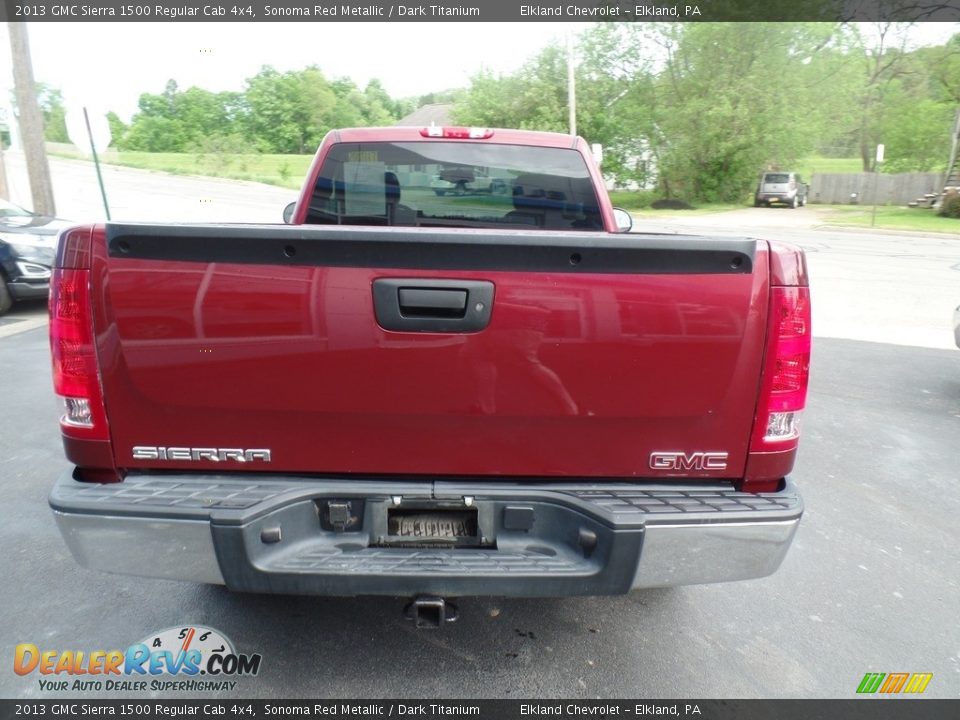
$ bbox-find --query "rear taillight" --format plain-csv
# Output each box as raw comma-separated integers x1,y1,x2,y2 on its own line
750,286,811,452
419,126,494,139
49,228,109,442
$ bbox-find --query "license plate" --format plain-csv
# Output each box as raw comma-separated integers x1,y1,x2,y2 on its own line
388,510,477,540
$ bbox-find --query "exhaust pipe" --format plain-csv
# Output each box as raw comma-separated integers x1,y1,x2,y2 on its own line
404,596,458,629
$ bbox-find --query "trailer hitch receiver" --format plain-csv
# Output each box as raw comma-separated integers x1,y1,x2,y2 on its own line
405,596,459,629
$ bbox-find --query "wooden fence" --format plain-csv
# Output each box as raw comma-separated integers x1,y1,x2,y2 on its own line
809,172,944,205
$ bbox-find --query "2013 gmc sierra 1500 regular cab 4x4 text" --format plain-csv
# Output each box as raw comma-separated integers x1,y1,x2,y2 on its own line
47,127,809,626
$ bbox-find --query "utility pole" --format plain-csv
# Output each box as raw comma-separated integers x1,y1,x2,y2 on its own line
567,30,576,137
8,22,55,215
936,108,960,209
870,144,884,228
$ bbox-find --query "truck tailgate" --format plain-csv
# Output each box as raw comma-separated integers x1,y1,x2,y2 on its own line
92,224,768,479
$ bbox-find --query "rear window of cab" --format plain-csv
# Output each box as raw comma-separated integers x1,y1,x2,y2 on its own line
306,142,604,231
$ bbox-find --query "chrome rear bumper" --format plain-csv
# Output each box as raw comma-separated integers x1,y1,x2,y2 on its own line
51,471,802,595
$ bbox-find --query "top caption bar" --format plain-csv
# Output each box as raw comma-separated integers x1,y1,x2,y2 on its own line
2,0,959,21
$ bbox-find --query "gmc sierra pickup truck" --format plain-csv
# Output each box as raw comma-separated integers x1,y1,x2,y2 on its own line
48,127,809,625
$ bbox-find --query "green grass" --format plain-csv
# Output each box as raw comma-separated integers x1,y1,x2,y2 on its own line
49,147,313,189
608,190,744,214
796,155,863,177
819,205,960,233
607,190,656,209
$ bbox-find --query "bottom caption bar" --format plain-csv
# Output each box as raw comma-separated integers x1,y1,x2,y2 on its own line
1,701,958,720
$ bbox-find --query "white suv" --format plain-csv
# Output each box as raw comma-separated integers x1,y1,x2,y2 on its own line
755,172,808,208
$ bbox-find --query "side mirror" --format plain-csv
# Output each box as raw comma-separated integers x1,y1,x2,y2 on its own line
612,207,633,233
282,202,296,224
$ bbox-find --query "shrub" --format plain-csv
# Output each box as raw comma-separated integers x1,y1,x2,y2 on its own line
607,189,660,210
651,198,695,210
937,191,960,219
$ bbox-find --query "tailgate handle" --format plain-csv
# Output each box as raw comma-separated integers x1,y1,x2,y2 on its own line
373,279,494,333
398,288,467,318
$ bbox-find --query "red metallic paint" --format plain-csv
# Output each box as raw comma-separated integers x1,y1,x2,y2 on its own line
85,228,771,479
768,240,809,287
61,436,118,481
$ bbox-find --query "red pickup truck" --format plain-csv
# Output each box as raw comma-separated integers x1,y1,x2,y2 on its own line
48,127,809,625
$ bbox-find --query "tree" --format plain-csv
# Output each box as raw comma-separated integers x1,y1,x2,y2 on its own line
453,23,845,202
573,24,660,186
922,33,960,105
873,36,960,172
835,23,920,171
798,24,960,173
35,83,69,143
8,82,69,143
99,66,410,155
244,66,338,153
652,23,838,200
121,81,246,152
453,45,571,132
576,23,835,200
362,79,405,123
879,95,954,171
105,112,128,149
